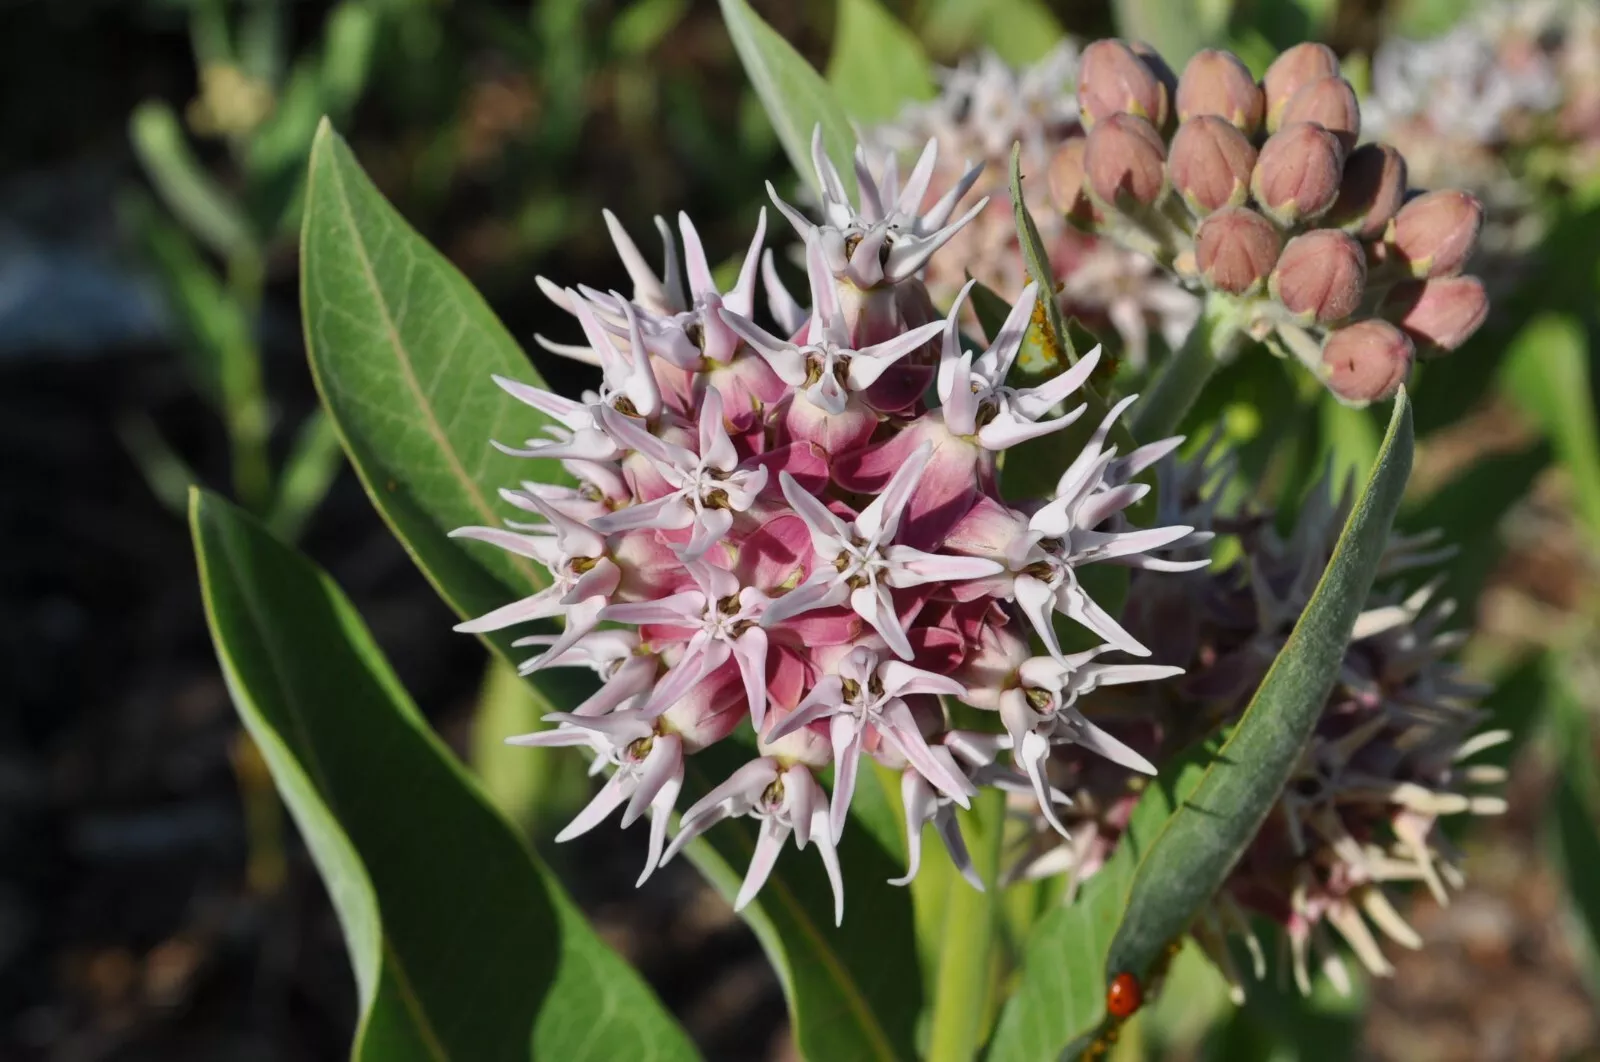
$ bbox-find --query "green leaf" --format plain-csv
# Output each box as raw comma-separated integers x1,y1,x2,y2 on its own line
1499,313,1600,542
827,0,934,123
1547,667,1600,998
987,751,1212,1062
301,120,924,1062
130,100,256,261
1110,0,1231,68
190,489,697,1062
301,119,566,616
718,0,858,199
1009,145,1074,369
1102,389,1414,994
1316,390,1382,487
923,790,1004,1062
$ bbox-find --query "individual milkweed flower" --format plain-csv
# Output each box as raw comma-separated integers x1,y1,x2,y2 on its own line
718,238,949,416
589,388,768,560
995,650,1173,837
660,757,844,924
769,128,989,297
762,444,1004,660
766,644,975,841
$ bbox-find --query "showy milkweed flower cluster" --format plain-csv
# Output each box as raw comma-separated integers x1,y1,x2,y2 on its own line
452,130,1201,922
864,43,1201,369
1046,39,1491,404
1007,442,1508,998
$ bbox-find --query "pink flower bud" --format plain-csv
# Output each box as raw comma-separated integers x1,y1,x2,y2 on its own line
1078,39,1170,131
1278,76,1360,150
1262,42,1340,133
1321,319,1414,403
1388,190,1484,278
1251,122,1344,227
1384,276,1489,354
1325,143,1408,240
1168,115,1258,215
1048,137,1098,227
1270,229,1367,324
1177,49,1265,135
1084,112,1168,209
1195,206,1282,295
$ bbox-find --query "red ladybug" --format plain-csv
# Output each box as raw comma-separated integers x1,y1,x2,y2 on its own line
1106,972,1142,1019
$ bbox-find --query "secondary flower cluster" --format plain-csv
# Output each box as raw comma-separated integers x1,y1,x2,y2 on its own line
1365,0,1600,293
457,130,1200,922
1046,40,1490,404
862,44,1200,369
1008,443,1508,998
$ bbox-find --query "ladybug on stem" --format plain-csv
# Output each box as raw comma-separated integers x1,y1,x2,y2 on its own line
1106,971,1143,1019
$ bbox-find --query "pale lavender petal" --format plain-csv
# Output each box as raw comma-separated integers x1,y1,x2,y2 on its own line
879,659,966,699
760,570,849,629
734,818,791,912
598,590,704,627
1020,730,1072,839
896,139,939,216
454,587,566,633
851,583,915,661
856,442,933,545
718,307,807,385
679,212,716,299
555,771,631,842
681,506,735,561
828,714,866,843
698,387,738,471
888,770,936,887
761,249,806,336
765,675,844,742
883,545,1004,588
603,208,669,311
1068,716,1157,775
847,318,948,390
778,472,851,552
727,207,767,318
935,803,984,891
878,701,974,806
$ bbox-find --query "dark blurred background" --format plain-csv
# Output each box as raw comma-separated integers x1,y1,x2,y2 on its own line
2,1,1597,1060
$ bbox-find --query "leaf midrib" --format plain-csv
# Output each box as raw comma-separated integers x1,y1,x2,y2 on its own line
311,135,540,591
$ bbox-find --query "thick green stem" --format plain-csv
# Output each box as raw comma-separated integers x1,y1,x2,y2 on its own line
926,788,1006,1062
1129,297,1242,444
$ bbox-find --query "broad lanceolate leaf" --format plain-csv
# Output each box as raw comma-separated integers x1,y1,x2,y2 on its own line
302,120,564,614
718,0,859,199
300,121,923,1062
827,0,935,123
191,490,697,1062
1103,389,1415,992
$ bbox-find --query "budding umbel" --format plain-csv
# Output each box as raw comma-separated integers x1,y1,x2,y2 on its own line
1271,229,1367,325
1388,190,1485,278
1321,319,1415,403
1168,115,1257,215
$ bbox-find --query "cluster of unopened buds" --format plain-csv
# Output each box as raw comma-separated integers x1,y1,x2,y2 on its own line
455,126,1201,922
1048,40,1492,403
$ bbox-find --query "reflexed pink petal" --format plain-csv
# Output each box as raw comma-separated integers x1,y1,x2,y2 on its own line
734,817,790,912
555,771,632,842
851,583,915,660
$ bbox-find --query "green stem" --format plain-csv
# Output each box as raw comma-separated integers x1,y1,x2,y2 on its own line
1129,296,1242,444
223,249,273,513
926,788,1006,1062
